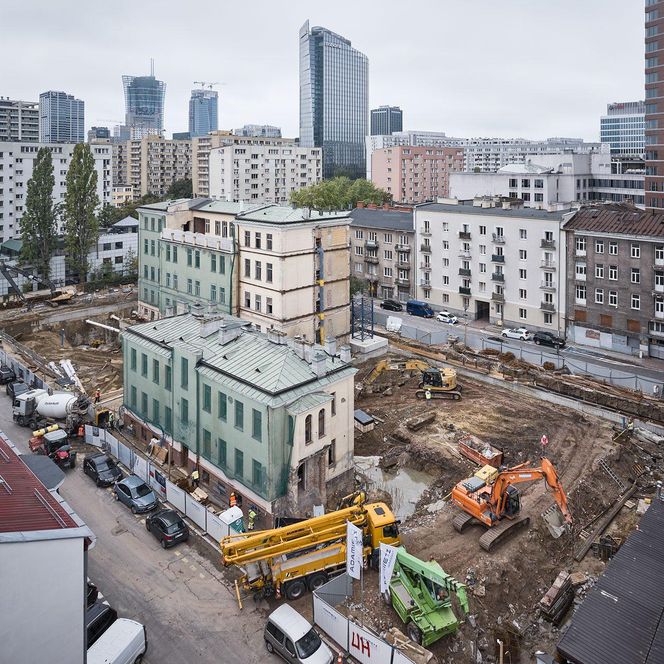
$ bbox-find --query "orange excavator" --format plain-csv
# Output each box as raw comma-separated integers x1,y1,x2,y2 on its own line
451,457,573,552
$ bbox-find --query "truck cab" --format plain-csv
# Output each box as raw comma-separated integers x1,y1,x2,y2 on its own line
365,502,400,550
12,389,48,426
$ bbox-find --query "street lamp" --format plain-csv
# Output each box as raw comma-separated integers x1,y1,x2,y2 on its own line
463,302,469,347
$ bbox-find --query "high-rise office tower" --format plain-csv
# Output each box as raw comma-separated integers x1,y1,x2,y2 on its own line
600,102,645,157
371,106,403,136
189,89,218,138
0,98,39,142
646,1,664,210
39,91,84,143
122,66,165,140
87,126,111,142
299,20,368,179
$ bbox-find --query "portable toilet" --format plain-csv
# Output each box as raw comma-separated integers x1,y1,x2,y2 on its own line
219,505,244,536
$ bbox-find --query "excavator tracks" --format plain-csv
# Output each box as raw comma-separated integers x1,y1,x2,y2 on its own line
452,512,478,533
415,389,462,400
478,517,531,552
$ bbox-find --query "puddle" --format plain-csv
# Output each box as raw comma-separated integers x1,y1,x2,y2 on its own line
354,455,435,520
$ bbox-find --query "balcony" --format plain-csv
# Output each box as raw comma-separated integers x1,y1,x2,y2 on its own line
458,268,471,277
491,272,504,282
420,262,432,271
492,233,505,244
575,250,587,258
419,279,431,287
541,301,556,312
541,281,556,291
458,250,471,259
364,239,379,249
541,239,556,249
575,298,587,306
459,231,471,240
656,258,664,268
396,277,410,286
459,286,471,295
380,276,394,286
491,293,505,303
398,262,411,270
365,255,379,264
650,321,664,336
541,261,556,269
396,243,411,252
421,228,432,237
654,283,664,294
420,243,432,253
491,254,505,263
575,273,586,282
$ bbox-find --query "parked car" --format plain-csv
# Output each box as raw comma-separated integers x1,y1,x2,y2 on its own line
264,604,333,664
406,300,434,318
0,365,16,385
501,327,531,341
6,379,29,400
84,453,123,487
146,508,189,549
114,475,158,514
87,619,148,664
86,581,99,608
436,311,458,325
533,331,566,349
87,601,118,648
380,299,403,312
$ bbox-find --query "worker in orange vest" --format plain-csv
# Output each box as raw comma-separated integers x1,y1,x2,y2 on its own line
94,389,101,404
229,491,237,508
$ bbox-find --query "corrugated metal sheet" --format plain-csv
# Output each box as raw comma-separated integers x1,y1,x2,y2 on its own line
349,208,413,232
287,393,333,416
419,201,571,220
563,205,664,239
557,499,664,664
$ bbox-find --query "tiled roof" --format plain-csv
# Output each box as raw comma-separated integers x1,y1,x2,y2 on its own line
349,207,414,231
0,432,78,534
563,204,664,238
418,201,572,220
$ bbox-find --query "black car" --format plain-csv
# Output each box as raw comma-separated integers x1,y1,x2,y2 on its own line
86,601,118,648
533,331,566,349
380,299,403,312
0,365,16,385
84,453,123,487
146,508,190,549
6,379,29,400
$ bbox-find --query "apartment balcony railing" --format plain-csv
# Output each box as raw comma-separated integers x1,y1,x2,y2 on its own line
575,273,587,282
458,268,471,277
396,277,410,286
364,256,379,264
364,240,379,249
396,243,411,252
491,273,504,282
420,243,432,253
459,286,471,295
458,231,471,240
458,250,471,259
653,284,664,294
419,279,431,287
540,281,556,291
420,263,432,271
541,301,556,312
541,239,556,249
491,292,505,303
541,261,556,269
421,229,432,237
491,254,505,263
398,262,411,270
492,234,505,243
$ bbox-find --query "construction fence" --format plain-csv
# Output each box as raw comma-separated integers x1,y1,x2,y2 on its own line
313,573,416,664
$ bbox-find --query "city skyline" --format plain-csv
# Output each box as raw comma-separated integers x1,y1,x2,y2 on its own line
1,0,643,142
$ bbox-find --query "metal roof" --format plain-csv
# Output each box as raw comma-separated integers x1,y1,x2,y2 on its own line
557,498,664,664
287,392,333,416
0,432,79,534
417,201,572,220
354,409,374,425
349,207,414,232
19,455,65,491
112,216,139,228
563,205,664,239
193,200,262,215
236,205,350,224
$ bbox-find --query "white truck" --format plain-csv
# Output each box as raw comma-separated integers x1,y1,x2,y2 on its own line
12,389,105,431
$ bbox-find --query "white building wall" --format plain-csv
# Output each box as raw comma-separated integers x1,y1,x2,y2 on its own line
88,231,138,274
0,536,85,664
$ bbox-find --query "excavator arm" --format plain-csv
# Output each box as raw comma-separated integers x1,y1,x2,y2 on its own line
366,359,432,384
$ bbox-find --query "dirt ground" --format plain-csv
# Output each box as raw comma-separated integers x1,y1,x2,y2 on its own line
349,352,663,663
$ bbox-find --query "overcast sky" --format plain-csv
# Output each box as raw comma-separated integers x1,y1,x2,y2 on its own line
2,0,643,141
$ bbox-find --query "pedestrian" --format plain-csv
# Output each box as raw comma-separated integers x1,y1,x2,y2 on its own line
247,506,257,531
654,384,661,399
108,411,115,429
425,389,432,401
94,388,101,404
627,417,634,436
229,491,237,508
191,467,200,489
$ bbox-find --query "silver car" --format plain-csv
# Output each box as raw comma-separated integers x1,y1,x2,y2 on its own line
114,475,158,514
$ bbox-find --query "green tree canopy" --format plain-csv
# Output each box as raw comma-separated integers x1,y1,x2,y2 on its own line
290,177,390,210
166,178,193,199
63,144,100,281
19,147,58,280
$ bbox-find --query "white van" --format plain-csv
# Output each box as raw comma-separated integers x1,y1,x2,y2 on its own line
87,618,147,664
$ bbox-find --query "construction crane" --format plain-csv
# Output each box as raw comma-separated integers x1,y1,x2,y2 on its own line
0,262,57,307
451,457,573,551
193,81,219,89
365,359,462,400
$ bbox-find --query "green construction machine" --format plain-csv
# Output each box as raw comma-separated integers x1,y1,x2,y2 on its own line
385,547,469,647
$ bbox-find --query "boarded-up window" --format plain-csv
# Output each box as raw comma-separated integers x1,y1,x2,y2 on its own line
627,319,641,333
600,314,613,327
575,309,587,322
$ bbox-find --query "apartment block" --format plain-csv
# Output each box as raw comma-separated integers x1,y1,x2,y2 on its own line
88,216,138,276
0,98,39,142
137,199,351,342
645,0,664,210
208,143,322,204
0,142,112,243
600,101,645,157
39,91,85,144
415,199,574,333
349,205,415,301
121,310,356,519
371,146,463,204
563,204,664,358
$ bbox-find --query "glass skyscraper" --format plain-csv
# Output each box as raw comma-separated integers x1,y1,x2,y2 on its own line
189,89,218,138
39,91,84,143
600,101,645,157
371,106,403,136
299,20,368,179
122,74,165,139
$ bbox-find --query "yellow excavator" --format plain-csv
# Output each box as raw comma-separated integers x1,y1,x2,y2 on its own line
365,359,462,400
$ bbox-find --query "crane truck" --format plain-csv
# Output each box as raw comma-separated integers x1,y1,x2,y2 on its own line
221,501,400,601
365,359,462,400
451,457,573,551
386,547,468,647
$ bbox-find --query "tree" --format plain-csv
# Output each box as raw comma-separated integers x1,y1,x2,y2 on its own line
166,178,193,199
19,147,58,280
97,203,117,229
63,144,100,282
350,275,368,296
290,177,390,210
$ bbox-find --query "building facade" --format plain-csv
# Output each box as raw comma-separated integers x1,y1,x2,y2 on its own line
299,20,369,179
370,106,403,136
234,124,282,138
646,1,664,210
208,143,322,204
371,146,464,204
87,126,110,142
189,89,218,138
0,98,39,142
122,73,166,139
600,101,645,157
349,205,415,301
563,205,664,357
415,199,573,333
121,311,356,519
0,142,112,242
88,217,138,276
39,91,84,144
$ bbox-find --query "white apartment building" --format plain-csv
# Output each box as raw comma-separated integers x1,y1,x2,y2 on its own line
88,217,138,275
208,144,322,204
0,98,39,142
0,142,112,243
415,199,574,334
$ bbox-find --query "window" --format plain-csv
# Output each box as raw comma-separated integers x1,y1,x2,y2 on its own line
355,246,364,256
194,251,200,268
244,258,251,277
172,246,178,263
631,243,641,259
384,267,392,277
130,386,136,408
181,358,188,388
164,365,172,391
305,414,312,444
479,225,486,235
202,430,211,459
252,460,263,488
219,256,225,274
519,229,527,239
218,439,227,468
255,232,261,249
609,241,618,255
244,291,250,308
266,263,273,283
266,297,273,314
479,263,487,273
141,353,148,377
141,392,148,415
255,261,262,280
130,348,136,371
609,291,618,307
519,288,527,300
631,294,641,310
187,278,193,294
255,294,261,311
609,265,618,281
519,250,527,260
187,248,193,266
595,240,604,254
595,288,604,304
152,359,159,384
632,268,641,284
519,308,527,320
519,269,527,279
210,285,217,301
244,230,250,246
595,264,604,279
479,244,486,255
165,272,171,287
384,233,392,243
318,409,325,438
575,284,586,302
203,384,211,412
181,397,189,424
576,263,587,279
355,229,364,240
211,254,217,272
328,439,336,466
657,245,664,262
575,237,586,253
235,449,243,478
164,406,172,434
534,193,544,202
235,400,244,430
543,313,552,324
252,409,262,441
384,250,393,260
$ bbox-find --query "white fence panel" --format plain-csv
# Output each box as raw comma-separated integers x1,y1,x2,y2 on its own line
117,441,132,469
392,650,417,664
148,466,167,500
185,493,208,530
206,511,227,544
313,595,348,651
108,435,119,460
349,622,393,664
85,424,103,448
166,480,186,513
132,455,148,482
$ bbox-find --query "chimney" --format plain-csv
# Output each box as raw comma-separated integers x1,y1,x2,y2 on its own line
311,351,327,378
200,314,225,338
218,322,243,345
267,328,287,345
292,335,305,359
324,336,337,357
190,302,205,317
302,340,314,363
339,345,351,362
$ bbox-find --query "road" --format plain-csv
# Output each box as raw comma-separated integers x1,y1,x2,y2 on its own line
0,393,266,664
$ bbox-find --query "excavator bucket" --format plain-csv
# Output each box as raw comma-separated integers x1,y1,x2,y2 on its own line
541,504,568,539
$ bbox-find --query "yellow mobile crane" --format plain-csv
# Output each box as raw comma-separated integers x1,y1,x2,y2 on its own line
221,501,400,601
365,359,462,400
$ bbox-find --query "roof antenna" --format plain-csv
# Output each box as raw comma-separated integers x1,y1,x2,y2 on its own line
150,58,154,77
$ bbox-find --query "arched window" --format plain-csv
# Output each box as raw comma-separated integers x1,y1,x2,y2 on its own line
318,409,325,438
305,414,312,444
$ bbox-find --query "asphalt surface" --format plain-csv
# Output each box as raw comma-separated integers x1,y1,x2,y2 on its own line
0,393,266,664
